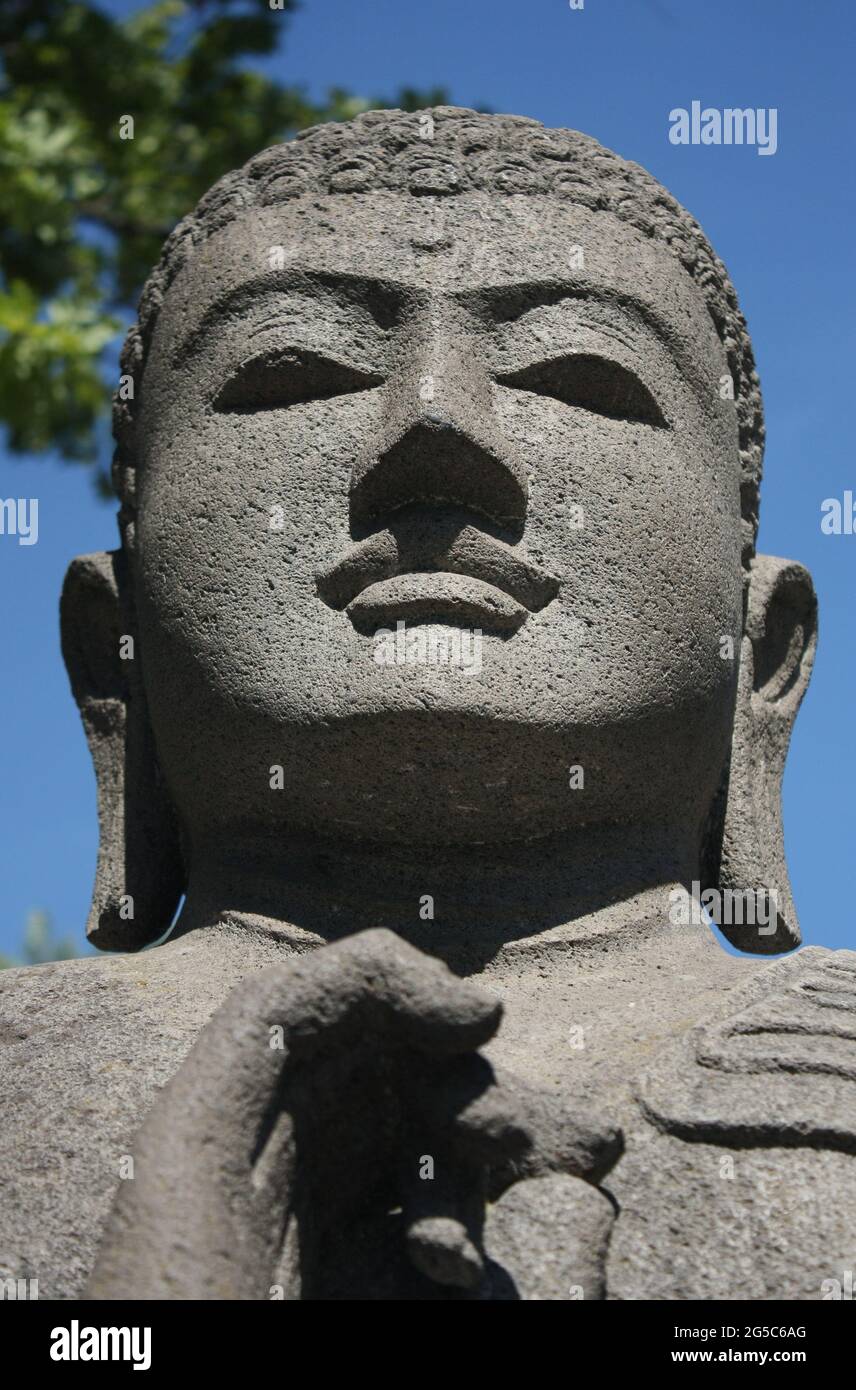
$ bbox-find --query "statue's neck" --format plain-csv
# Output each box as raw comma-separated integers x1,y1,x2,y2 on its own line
168,821,720,975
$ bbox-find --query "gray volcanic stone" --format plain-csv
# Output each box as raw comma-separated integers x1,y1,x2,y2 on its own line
0,108,845,1302
482,1175,615,1301
85,929,622,1300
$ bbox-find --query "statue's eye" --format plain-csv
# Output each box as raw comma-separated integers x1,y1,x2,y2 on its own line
214,348,383,412
495,354,668,428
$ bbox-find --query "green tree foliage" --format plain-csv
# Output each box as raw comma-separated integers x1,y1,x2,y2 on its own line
0,909,80,968
0,0,449,488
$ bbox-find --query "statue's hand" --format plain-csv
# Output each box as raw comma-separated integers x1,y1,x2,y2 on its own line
88,929,621,1300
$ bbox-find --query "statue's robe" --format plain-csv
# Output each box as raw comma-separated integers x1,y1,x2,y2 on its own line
0,926,277,1299
1,931,854,1300
608,946,856,1300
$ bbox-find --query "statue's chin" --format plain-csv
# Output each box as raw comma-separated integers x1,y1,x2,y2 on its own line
144,633,734,850
168,698,729,851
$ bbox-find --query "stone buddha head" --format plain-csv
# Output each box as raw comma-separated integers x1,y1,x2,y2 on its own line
60,108,816,958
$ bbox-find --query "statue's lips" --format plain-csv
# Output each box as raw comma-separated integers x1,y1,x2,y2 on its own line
317,522,559,635
347,573,526,632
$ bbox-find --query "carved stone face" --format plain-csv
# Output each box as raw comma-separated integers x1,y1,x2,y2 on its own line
133,190,742,848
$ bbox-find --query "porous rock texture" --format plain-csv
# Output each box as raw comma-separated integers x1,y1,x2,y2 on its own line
1,109,846,1301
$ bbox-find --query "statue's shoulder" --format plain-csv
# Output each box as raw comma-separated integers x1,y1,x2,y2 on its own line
0,953,162,1297
637,946,856,1151
0,936,257,1298
0,947,179,1052
0,951,190,1143
0,931,260,1067
0,950,128,992
0,951,134,1046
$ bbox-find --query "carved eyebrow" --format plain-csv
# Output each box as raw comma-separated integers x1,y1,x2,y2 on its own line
173,270,405,365
173,271,710,405
458,279,676,346
456,279,709,400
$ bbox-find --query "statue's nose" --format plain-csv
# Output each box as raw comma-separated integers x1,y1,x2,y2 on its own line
349,303,528,537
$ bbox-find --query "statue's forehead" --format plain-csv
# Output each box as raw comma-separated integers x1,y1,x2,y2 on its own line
158,192,724,373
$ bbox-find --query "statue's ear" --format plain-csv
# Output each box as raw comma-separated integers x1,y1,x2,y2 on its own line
61,550,184,950
703,554,817,954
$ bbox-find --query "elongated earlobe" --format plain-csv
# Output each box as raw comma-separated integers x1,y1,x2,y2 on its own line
61,550,184,950
702,554,817,954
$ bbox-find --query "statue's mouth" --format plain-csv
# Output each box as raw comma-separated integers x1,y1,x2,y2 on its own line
346,572,527,633
317,513,559,635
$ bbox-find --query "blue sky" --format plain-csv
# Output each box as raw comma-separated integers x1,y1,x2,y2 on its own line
2,0,854,958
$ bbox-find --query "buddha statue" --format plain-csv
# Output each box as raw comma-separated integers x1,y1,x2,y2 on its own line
1,108,852,1302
